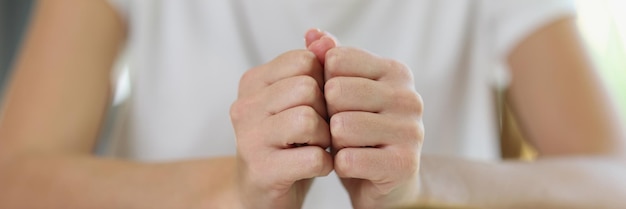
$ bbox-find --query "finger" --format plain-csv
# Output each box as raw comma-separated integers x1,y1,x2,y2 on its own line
232,75,327,125
305,28,339,48
239,50,324,97
304,28,339,63
324,77,390,116
324,47,413,84
330,111,423,150
264,105,331,148
325,77,424,116
334,147,418,184
268,146,333,186
308,36,337,64
263,75,327,118
305,28,324,48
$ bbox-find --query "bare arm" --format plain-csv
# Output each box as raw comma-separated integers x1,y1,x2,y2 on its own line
0,156,238,209
419,156,626,208
0,1,239,208
416,17,626,208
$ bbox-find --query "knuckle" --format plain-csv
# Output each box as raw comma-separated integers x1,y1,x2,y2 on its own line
295,75,319,90
238,68,258,93
390,59,409,71
324,78,341,104
401,120,424,144
324,48,343,77
386,59,413,81
393,89,424,115
294,76,321,105
281,50,317,75
229,100,247,122
293,76,320,104
390,59,410,74
296,51,318,75
293,106,319,140
414,93,424,111
305,148,327,175
329,114,346,145
334,150,353,177
325,47,341,59
406,91,424,115
394,150,419,179
410,92,424,115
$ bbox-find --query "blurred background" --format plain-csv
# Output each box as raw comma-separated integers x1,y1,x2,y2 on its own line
0,0,624,137
576,0,626,120
0,0,33,95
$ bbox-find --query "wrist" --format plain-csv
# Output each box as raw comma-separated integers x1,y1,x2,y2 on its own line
416,156,472,207
384,171,423,208
192,157,243,209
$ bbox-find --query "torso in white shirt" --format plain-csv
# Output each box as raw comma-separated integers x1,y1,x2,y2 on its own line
102,1,574,208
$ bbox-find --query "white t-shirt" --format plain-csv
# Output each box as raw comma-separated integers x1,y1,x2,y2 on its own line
102,1,574,208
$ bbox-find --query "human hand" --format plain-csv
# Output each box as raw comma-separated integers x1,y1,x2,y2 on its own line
230,39,336,208
306,30,425,209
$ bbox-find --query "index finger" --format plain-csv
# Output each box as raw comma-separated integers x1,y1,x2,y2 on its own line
238,50,324,98
324,47,413,85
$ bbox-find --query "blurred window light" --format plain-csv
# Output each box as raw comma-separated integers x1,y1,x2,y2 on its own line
576,0,626,119
112,65,130,106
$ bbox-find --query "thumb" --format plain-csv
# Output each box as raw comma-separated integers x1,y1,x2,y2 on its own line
304,28,338,63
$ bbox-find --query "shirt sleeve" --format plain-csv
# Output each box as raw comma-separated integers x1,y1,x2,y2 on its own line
106,0,130,20
484,0,576,89
488,0,576,58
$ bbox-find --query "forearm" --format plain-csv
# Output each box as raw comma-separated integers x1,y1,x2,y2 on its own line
0,154,240,209
418,155,626,208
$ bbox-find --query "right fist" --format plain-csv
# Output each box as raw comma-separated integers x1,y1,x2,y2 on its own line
230,46,334,208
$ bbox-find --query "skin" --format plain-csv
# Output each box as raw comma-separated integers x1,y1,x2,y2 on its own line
317,45,423,208
231,48,334,208
1,1,626,209
0,1,239,208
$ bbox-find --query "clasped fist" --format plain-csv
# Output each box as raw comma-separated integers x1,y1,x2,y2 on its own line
231,29,424,209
